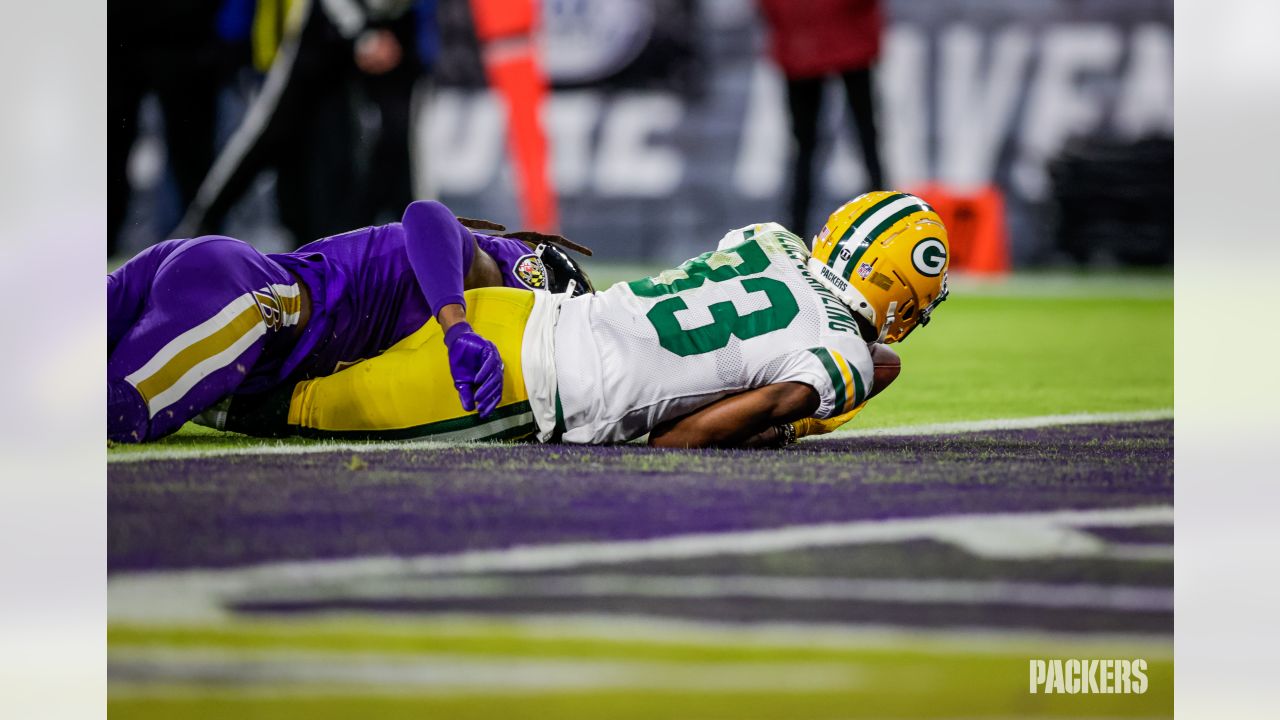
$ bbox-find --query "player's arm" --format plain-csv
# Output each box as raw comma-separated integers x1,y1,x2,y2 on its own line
401,200,504,417
648,382,820,450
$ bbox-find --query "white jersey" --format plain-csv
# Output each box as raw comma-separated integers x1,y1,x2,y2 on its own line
522,223,875,444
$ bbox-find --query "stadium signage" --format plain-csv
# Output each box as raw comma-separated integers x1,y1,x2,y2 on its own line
430,0,1171,263
1028,658,1149,694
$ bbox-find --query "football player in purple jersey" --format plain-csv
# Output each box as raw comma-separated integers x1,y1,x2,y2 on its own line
107,200,592,443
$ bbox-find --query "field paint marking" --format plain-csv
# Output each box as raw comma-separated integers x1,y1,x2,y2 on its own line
108,408,1173,463
109,505,1172,623
1103,544,1175,562
238,574,1173,613
414,613,1174,658
108,437,466,464
112,612,1172,660
824,409,1173,438
109,646,861,695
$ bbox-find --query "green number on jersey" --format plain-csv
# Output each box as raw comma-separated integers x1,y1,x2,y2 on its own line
627,239,774,298
628,238,800,357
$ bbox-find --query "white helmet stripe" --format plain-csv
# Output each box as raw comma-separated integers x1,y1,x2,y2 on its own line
830,196,932,279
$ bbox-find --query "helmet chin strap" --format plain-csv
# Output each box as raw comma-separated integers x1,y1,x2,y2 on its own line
878,301,898,343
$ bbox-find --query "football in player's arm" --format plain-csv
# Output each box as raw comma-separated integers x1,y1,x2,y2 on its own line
107,200,593,443
216,191,948,449
648,343,901,449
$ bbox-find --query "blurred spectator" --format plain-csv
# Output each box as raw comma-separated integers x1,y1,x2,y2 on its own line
176,0,360,245
109,0,235,257
177,0,435,246
355,1,439,224
758,0,886,238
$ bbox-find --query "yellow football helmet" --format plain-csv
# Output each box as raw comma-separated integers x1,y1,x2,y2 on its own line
809,190,950,343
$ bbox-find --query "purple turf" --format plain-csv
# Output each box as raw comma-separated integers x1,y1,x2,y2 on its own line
108,421,1172,572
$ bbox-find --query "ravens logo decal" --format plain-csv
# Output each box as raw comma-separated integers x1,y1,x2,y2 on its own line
514,254,547,289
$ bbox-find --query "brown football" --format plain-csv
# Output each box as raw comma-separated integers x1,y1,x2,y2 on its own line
871,343,901,389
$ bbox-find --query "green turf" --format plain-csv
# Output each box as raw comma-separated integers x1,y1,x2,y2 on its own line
109,620,1172,719
854,292,1173,429
107,271,1172,455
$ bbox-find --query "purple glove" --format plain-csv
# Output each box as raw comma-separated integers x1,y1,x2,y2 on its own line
444,321,504,418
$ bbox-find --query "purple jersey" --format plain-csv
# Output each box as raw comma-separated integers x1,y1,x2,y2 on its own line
108,200,542,443
269,227,535,379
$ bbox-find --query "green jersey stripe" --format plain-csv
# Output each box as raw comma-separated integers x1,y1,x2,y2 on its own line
847,354,866,408
809,348,847,413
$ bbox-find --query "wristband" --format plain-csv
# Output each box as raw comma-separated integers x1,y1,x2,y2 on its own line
443,320,473,348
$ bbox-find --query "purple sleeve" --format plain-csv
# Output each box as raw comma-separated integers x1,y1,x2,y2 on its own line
400,200,476,316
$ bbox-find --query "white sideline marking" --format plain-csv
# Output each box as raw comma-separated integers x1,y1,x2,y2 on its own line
108,437,467,464
109,647,861,695
108,505,1173,623
387,613,1174,658
824,409,1173,439
112,612,1170,660
108,408,1173,462
238,574,1173,613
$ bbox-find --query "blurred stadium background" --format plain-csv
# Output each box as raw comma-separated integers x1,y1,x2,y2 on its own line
109,0,1173,717
112,0,1172,271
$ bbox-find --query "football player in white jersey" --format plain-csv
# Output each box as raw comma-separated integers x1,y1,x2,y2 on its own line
223,191,950,448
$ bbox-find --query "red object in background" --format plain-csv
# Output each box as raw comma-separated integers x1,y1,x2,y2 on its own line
757,0,883,78
469,0,558,232
910,183,1011,275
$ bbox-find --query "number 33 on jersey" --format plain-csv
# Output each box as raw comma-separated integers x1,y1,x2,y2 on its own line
550,223,875,444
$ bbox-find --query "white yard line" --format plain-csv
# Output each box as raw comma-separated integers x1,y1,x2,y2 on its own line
110,612,1172,660
108,437,466,463
108,646,863,695
108,505,1172,623
237,574,1173,613
825,409,1173,438
108,408,1173,463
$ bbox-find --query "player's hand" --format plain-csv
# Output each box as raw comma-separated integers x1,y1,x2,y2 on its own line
444,322,504,418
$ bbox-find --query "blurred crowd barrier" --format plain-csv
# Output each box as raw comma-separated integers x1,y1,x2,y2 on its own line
118,0,1172,267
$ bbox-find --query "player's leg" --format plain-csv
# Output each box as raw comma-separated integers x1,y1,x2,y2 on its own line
108,237,299,442
285,287,538,440
785,74,824,238
109,239,186,352
840,67,885,189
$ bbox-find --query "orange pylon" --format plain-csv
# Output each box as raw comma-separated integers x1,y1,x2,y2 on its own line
469,0,559,232
911,183,1011,275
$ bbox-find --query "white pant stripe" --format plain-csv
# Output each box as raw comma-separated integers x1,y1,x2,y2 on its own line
124,292,259,390
144,320,268,419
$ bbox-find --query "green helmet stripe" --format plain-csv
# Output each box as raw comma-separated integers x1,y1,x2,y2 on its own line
830,196,936,281
842,205,927,276
831,193,907,252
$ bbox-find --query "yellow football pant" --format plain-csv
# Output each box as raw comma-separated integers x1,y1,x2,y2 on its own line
287,287,539,440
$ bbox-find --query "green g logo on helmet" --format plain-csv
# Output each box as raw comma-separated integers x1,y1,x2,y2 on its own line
911,238,947,277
